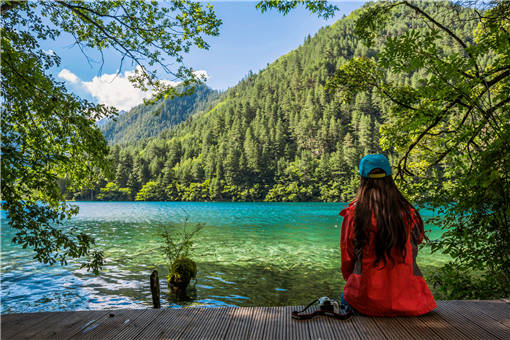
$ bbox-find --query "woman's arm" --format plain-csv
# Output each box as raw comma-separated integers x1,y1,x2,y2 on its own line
410,209,425,245
340,207,356,280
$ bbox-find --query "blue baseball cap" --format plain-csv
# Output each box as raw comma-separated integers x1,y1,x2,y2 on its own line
359,154,392,178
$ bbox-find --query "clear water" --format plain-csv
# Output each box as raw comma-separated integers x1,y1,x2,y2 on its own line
1,202,448,313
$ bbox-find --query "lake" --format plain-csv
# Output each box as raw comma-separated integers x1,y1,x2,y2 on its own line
0,202,448,313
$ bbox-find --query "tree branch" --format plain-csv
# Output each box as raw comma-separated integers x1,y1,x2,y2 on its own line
378,87,418,111
486,69,510,87
397,98,460,179
430,95,510,168
54,0,153,84
1,1,21,14
402,1,467,49
402,0,482,77
429,106,475,167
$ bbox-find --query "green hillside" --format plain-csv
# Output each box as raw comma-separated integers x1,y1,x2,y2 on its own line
75,2,477,202
100,85,221,145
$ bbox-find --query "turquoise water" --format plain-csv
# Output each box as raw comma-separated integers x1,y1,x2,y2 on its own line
1,202,447,313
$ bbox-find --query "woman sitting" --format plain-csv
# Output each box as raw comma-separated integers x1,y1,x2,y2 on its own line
340,154,436,316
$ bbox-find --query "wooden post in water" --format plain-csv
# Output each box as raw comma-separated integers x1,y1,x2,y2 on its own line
150,270,161,308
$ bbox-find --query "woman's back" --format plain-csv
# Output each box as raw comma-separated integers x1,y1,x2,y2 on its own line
340,201,436,316
339,154,436,316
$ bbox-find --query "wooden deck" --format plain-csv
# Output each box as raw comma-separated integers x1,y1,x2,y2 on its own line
1,300,509,339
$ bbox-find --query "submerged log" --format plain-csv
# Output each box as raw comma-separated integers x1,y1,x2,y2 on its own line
150,270,161,308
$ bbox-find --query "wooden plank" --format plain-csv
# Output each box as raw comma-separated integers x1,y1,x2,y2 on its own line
2,301,509,340
455,300,510,328
261,306,284,340
434,301,500,340
350,316,386,340
132,307,200,339
415,310,466,340
275,306,288,340
306,306,337,340
282,306,310,340
212,307,237,340
247,307,269,340
6,312,90,339
395,315,443,340
175,308,208,340
68,309,146,339
327,316,361,340
446,300,510,340
0,312,54,339
157,308,195,340
291,306,390,340
223,306,255,340
203,307,235,340
179,307,233,340
372,316,415,339
110,309,164,340
4,311,108,340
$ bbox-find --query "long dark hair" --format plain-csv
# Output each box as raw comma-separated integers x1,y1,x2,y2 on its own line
353,169,423,268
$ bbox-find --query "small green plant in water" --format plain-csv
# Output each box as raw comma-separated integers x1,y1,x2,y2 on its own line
171,258,197,282
160,218,204,288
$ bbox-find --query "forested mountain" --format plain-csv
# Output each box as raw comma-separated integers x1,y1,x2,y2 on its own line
100,85,221,145
74,2,477,202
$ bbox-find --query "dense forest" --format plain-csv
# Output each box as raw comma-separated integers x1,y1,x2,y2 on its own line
72,2,477,202
100,85,221,145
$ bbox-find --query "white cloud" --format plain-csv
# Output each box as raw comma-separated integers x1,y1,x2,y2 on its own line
81,68,156,112
58,69,79,84
193,70,209,81
57,67,206,112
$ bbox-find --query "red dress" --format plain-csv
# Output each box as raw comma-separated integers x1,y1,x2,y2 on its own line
340,201,436,316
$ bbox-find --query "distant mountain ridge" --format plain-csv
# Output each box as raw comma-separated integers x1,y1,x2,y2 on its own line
100,85,221,145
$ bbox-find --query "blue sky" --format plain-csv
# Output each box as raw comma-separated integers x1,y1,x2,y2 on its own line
47,1,367,111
